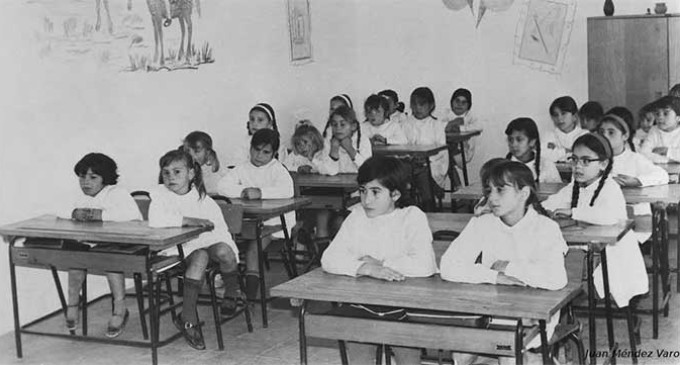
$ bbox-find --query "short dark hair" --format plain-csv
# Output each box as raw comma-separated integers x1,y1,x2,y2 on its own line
550,96,578,116
451,88,472,109
364,94,390,119
357,156,412,208
579,101,604,121
251,128,280,156
654,95,680,115
74,153,119,185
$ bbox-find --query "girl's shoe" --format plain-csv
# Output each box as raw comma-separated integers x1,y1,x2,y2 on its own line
105,309,130,338
65,305,79,331
173,314,205,350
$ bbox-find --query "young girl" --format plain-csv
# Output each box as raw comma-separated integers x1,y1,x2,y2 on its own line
378,89,408,125
229,103,287,166
281,121,330,174
183,131,224,194
505,117,562,183
578,101,604,132
217,129,294,300
321,156,438,365
640,96,680,163
634,102,656,151
542,133,648,308
543,96,588,163
317,105,372,175
402,87,448,211
149,150,240,350
323,94,355,137
361,94,408,145
62,153,142,338
440,160,568,364
442,88,482,164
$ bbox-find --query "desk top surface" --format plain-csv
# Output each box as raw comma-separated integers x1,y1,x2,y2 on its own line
271,268,582,321
556,162,680,178
230,197,311,215
373,144,448,156
0,215,208,248
446,129,483,143
292,173,358,189
426,213,633,244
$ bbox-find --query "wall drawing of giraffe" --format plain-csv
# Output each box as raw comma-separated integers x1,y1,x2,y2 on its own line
95,0,133,34
146,0,201,66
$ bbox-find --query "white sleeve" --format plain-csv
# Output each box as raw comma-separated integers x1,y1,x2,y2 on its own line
542,184,574,212
312,151,339,176
439,217,498,284
148,189,183,228
639,131,670,163
260,164,294,199
540,159,564,183
542,131,567,163
101,187,143,222
352,134,373,167
571,182,625,225
320,212,365,276
216,168,246,198
630,154,669,187
387,124,408,145
382,209,438,277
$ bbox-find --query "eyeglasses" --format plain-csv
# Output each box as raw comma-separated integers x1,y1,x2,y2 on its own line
567,156,604,166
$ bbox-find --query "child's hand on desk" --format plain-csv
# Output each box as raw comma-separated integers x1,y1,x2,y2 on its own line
613,174,642,187
71,208,103,222
496,273,526,286
297,165,313,174
241,187,262,200
357,262,405,281
370,135,387,145
653,147,668,156
490,260,509,273
359,255,382,266
182,217,214,228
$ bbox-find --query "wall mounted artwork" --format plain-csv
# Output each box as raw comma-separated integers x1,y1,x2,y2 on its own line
513,0,576,74
287,0,312,64
31,0,214,72
441,0,515,28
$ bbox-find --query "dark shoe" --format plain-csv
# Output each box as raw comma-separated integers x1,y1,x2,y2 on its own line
105,309,130,338
245,275,260,300
174,315,205,350
65,305,79,331
220,293,246,318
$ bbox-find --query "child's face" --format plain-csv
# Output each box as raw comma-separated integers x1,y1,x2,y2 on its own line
384,98,397,114
486,182,528,221
570,145,607,186
366,106,387,127
330,115,356,141
598,121,627,155
329,100,346,115
359,179,399,218
451,96,470,116
161,160,195,195
580,117,599,132
248,110,273,134
551,107,577,133
294,135,316,158
184,142,208,166
639,112,655,132
250,143,275,167
411,100,432,120
506,131,536,162
78,168,105,197
655,107,680,132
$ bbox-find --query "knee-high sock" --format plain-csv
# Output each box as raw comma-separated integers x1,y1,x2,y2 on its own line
182,278,202,325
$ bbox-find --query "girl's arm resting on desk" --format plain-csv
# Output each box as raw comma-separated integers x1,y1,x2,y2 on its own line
639,135,670,163
439,218,497,284
632,154,669,186
313,153,339,176
504,231,568,290
216,170,246,198
320,214,365,276
148,192,183,228
382,209,438,277
259,165,294,199
542,185,573,212
571,184,625,225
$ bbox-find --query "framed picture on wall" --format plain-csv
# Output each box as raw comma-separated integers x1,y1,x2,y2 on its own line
287,0,312,64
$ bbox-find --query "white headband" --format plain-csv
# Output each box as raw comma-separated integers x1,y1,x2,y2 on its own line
253,103,274,122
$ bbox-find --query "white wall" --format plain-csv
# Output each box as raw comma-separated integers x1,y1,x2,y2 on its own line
0,0,677,336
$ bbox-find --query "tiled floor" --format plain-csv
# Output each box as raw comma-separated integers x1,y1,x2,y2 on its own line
1,254,678,365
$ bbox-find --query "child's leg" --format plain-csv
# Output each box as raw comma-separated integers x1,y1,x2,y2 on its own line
391,346,422,364
105,272,127,326
207,242,239,295
244,236,272,300
182,249,209,325
347,342,378,364
315,209,331,238
67,269,86,321
412,165,435,212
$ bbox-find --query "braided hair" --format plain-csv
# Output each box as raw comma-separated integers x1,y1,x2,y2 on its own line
485,160,550,217
326,105,362,150
504,118,542,182
569,133,613,208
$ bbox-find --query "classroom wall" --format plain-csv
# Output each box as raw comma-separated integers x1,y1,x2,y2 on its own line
0,0,677,336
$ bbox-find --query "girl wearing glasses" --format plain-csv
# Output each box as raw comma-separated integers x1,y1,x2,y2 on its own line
543,133,648,308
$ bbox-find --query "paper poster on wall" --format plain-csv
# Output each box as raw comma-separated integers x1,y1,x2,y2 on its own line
287,0,312,64
30,0,214,72
513,0,576,74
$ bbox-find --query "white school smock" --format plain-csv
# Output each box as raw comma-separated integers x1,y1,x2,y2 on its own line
390,110,408,126
402,115,449,188
633,129,649,152
148,185,238,258
216,159,295,235
509,155,562,183
281,151,338,176
59,185,142,222
320,205,437,278
441,109,483,164
361,119,408,145
639,126,680,163
201,164,227,196
542,178,649,306
316,132,373,174
542,125,588,163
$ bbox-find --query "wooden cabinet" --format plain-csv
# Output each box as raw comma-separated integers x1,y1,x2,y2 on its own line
587,14,680,117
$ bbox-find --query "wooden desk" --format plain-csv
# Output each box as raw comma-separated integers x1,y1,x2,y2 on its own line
451,182,566,201
271,268,582,365
657,162,680,177
291,173,359,210
446,129,483,186
230,197,311,327
0,215,209,365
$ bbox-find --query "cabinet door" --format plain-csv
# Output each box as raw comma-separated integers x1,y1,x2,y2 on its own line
669,17,680,92
588,18,626,111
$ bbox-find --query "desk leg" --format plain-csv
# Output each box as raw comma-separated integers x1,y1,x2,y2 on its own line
147,269,158,365
256,222,268,328
299,300,307,365
459,141,469,186
676,202,680,293
539,320,549,365
600,248,616,365
280,214,297,278
50,267,76,336
82,275,88,336
586,251,596,365
8,241,22,358
514,319,524,365
652,204,660,339
425,158,437,212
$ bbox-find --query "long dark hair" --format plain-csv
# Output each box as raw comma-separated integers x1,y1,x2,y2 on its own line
158,149,206,199
358,156,412,208
570,133,613,208
504,118,542,182
484,160,549,217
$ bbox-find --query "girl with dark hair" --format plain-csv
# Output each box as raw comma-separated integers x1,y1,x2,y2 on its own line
543,96,588,162
362,94,408,145
230,102,287,166
543,133,648,308
321,155,437,365
149,149,239,350
378,89,407,125
317,105,372,174
442,88,482,170
505,117,561,183
183,130,224,194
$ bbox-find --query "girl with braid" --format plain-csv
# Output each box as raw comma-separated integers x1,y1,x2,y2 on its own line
543,133,648,307
317,105,371,174
505,118,562,183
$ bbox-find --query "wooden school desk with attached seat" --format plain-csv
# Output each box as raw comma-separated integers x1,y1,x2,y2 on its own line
0,214,210,365
446,129,483,186
291,173,359,211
